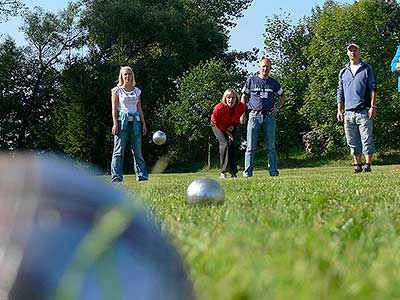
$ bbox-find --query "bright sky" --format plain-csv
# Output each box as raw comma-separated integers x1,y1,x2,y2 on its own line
0,0,353,71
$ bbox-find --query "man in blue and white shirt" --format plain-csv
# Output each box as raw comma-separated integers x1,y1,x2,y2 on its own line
390,45,400,93
240,57,286,177
337,43,377,173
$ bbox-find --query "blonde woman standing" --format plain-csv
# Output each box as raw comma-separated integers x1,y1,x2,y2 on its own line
111,66,148,181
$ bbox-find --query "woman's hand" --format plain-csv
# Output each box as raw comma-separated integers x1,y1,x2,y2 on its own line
142,123,147,135
227,131,233,141
112,124,119,135
239,114,247,125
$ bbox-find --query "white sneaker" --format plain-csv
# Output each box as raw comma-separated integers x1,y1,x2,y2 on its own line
220,173,227,179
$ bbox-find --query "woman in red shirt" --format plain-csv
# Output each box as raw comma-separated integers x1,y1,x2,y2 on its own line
211,89,245,178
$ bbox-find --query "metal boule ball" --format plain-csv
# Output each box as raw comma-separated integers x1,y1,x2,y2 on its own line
186,177,225,206
152,130,167,145
0,154,194,300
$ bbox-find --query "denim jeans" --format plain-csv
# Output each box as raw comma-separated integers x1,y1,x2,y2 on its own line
243,111,278,177
111,121,148,181
344,109,376,155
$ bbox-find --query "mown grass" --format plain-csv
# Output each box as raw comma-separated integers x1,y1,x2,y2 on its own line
117,164,400,300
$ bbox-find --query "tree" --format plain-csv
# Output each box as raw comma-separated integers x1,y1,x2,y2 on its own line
264,12,311,158
184,0,252,28
22,4,84,71
0,38,24,150
0,37,61,150
0,4,85,150
0,0,25,22
53,58,113,167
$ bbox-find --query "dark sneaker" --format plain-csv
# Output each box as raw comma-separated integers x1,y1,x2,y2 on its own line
231,173,237,178
353,164,362,173
363,164,372,173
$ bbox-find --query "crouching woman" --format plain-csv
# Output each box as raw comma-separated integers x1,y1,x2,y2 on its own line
211,89,245,178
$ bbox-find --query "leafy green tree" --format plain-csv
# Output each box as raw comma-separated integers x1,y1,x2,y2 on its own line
184,0,252,28
0,0,25,22
0,4,86,151
53,59,113,167
0,36,61,150
0,38,24,150
158,59,241,167
0,4,86,150
264,13,311,158
22,4,84,71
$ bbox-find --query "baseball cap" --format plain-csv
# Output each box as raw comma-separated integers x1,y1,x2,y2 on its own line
346,42,360,50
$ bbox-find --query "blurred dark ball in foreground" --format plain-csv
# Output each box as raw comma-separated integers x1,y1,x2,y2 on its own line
0,154,194,300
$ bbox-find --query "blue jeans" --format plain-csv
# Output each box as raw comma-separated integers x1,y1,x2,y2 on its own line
243,111,278,177
111,121,148,181
344,109,376,155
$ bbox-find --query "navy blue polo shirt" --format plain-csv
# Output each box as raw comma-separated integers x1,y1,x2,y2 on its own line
242,75,284,111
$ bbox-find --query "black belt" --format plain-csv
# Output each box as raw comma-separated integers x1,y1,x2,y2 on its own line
346,102,369,112
250,109,273,114
346,107,369,112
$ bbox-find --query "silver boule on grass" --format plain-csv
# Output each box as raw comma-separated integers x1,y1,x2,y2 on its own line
186,177,225,206
152,130,167,145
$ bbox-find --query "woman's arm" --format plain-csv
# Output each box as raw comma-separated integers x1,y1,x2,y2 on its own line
137,95,147,135
111,92,119,135
230,102,245,126
211,103,228,132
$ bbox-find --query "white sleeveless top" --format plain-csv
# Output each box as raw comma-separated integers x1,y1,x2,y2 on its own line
111,86,141,116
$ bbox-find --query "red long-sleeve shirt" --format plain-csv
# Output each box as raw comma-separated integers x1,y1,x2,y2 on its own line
211,102,245,132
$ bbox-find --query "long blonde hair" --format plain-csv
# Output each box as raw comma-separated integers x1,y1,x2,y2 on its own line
221,88,239,105
117,66,136,87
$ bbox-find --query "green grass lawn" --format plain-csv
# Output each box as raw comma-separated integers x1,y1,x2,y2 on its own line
117,164,400,300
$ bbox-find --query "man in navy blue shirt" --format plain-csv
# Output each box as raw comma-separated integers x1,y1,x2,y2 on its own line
337,43,377,173
240,57,286,177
